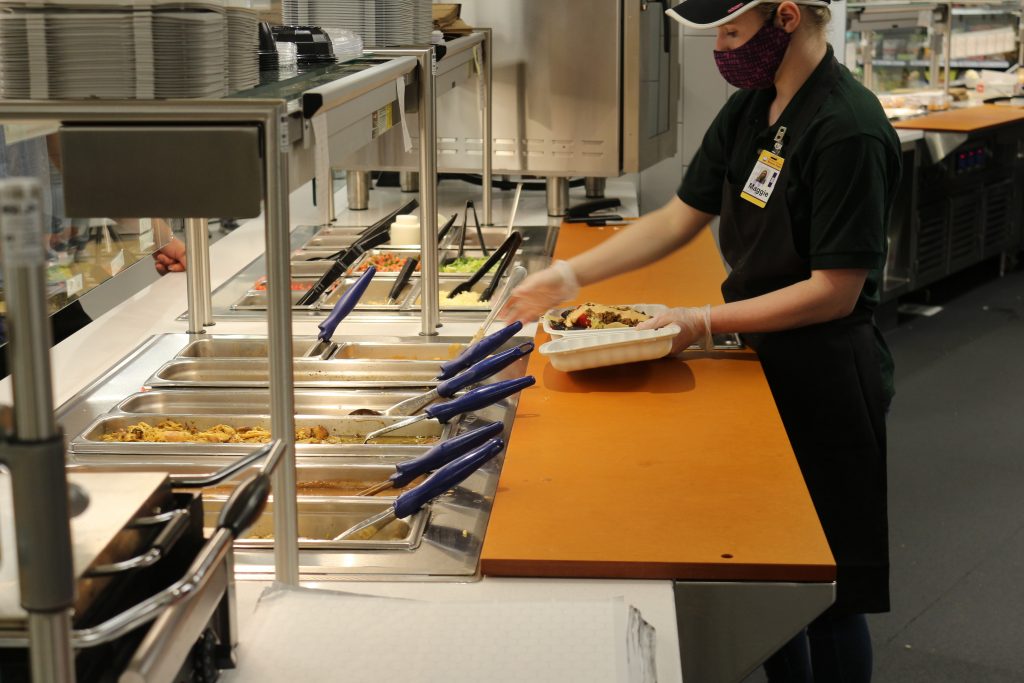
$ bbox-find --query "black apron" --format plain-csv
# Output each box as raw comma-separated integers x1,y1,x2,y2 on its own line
719,58,890,615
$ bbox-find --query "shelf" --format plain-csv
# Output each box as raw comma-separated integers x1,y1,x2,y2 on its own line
859,58,1013,68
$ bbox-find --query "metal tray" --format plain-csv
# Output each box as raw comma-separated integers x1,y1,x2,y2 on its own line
320,277,414,310
69,459,424,496
115,389,426,415
300,226,366,249
174,337,485,362
231,287,318,311
202,495,428,551
147,358,444,389
70,412,454,455
408,277,505,312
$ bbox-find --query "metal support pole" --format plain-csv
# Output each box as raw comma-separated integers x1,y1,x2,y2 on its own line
481,28,494,226
183,218,206,335
263,112,299,586
346,170,370,210
325,169,336,223
416,46,441,336
546,177,570,217
193,218,214,327
861,29,874,92
399,171,419,192
0,178,77,683
585,177,606,199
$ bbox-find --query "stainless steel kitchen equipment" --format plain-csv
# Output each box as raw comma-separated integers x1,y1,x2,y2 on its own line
341,1,678,179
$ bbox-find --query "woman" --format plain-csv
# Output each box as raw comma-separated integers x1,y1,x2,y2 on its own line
502,1,899,681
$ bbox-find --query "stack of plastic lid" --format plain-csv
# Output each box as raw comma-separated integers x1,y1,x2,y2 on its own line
0,0,234,100
281,0,431,48
226,4,259,93
323,26,362,64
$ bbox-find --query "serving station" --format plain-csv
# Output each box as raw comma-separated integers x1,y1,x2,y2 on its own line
0,28,839,683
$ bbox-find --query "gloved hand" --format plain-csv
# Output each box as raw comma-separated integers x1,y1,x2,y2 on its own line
636,304,712,355
499,260,580,324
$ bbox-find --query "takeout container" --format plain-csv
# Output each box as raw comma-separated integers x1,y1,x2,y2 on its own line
539,325,680,372
541,303,668,338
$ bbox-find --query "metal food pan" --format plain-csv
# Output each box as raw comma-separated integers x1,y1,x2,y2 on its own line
409,277,504,312
67,459,423,497
331,341,466,361
147,358,443,389
70,412,454,455
320,277,414,310
291,260,334,279
231,287,318,311
202,495,428,551
176,337,324,359
115,389,426,416
301,226,366,249
292,246,347,261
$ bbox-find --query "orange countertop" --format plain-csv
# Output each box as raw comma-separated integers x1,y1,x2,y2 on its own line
893,104,1024,132
480,224,835,582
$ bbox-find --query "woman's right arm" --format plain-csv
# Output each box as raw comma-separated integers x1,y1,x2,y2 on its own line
501,196,713,324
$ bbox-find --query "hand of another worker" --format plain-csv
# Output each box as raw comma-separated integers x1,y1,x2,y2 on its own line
636,305,711,355
153,237,187,275
499,260,580,324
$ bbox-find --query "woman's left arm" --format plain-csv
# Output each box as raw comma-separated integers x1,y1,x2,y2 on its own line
711,268,868,334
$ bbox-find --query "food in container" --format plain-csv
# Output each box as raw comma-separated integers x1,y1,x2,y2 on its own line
99,419,438,445
252,276,312,292
355,252,421,273
545,303,652,331
441,256,489,273
441,290,487,307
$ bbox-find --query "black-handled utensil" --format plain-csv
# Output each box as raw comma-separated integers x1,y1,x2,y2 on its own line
447,231,521,299
296,199,418,305
356,420,504,496
305,266,376,357
217,471,272,538
479,231,522,302
333,438,504,540
386,257,418,305
437,212,459,247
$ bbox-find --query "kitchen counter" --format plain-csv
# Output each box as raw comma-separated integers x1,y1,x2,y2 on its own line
893,104,1024,132
482,224,835,582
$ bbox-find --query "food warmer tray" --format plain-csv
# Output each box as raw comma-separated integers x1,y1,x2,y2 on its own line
147,358,445,389
114,388,427,415
70,412,457,457
175,336,475,361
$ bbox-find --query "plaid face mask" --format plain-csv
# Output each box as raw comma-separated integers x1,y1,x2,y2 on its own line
713,21,791,89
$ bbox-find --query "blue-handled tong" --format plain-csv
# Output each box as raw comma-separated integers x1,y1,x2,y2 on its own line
304,265,376,358
356,420,504,496
333,438,504,541
361,375,535,443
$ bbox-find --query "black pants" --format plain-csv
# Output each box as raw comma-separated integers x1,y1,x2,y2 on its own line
763,613,873,683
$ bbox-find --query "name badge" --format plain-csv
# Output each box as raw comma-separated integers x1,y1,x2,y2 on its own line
739,151,785,208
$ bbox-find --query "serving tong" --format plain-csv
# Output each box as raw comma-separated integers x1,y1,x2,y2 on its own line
447,230,522,300
350,341,533,417
304,265,376,358
333,437,504,541
361,375,535,443
468,265,528,345
356,420,504,496
296,199,418,306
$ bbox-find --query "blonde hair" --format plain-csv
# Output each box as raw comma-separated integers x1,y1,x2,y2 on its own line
759,2,832,33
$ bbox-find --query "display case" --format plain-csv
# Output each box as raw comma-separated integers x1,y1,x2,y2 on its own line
847,1,1023,111
0,126,170,353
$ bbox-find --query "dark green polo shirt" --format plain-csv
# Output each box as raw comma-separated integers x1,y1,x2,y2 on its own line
678,46,900,398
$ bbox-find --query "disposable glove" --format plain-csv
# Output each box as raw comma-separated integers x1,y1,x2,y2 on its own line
636,304,712,355
499,260,580,324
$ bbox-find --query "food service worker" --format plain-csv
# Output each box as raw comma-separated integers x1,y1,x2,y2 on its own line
501,1,899,680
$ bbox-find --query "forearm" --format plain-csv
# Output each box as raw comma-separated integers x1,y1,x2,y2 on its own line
710,269,867,334
568,197,711,287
